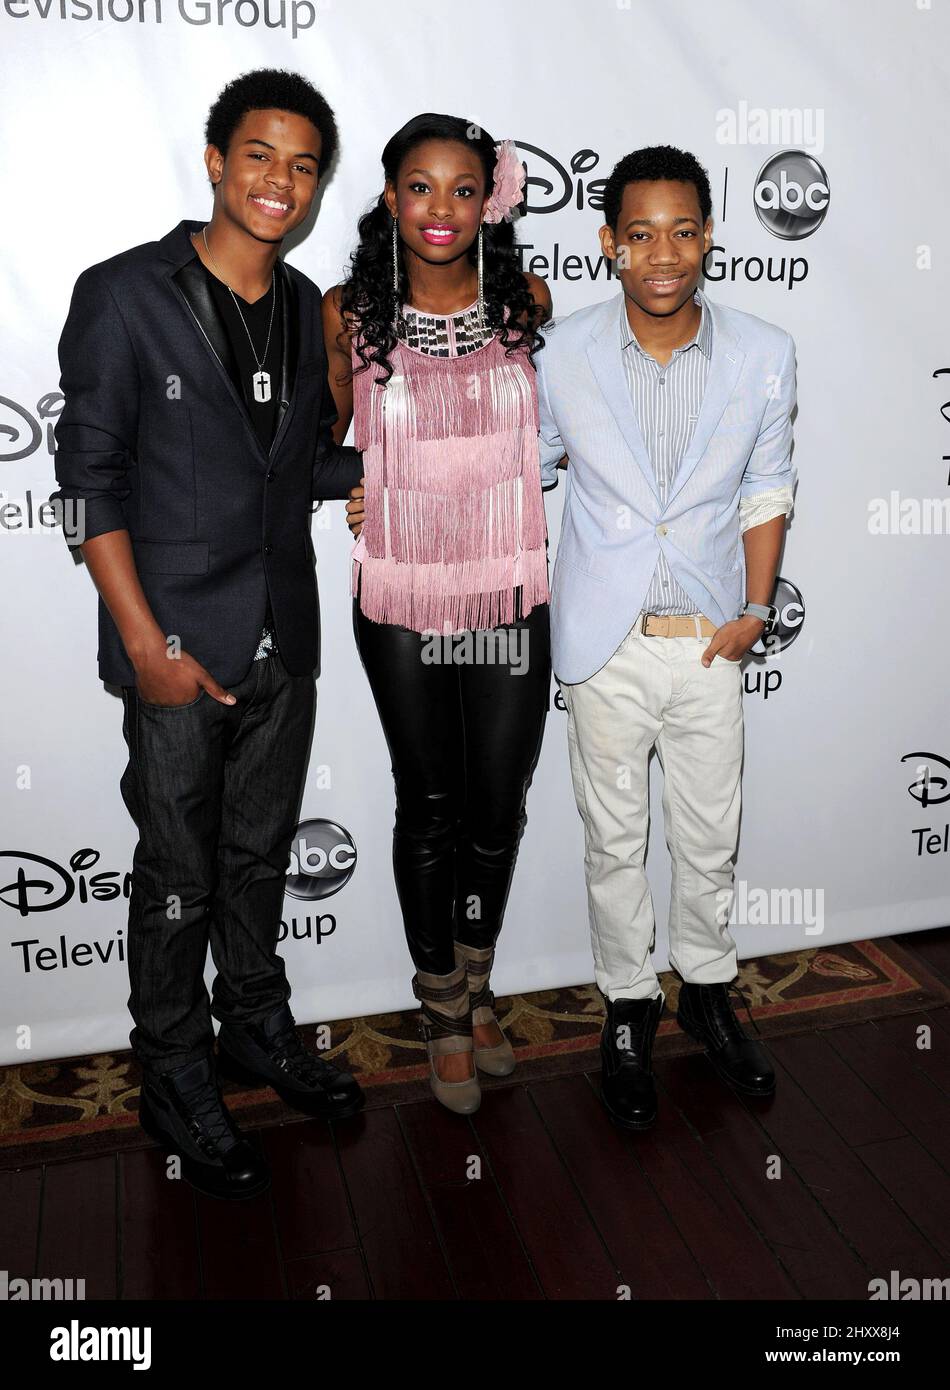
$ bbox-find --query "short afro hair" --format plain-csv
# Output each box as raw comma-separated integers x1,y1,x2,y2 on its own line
205,68,339,172
602,145,712,230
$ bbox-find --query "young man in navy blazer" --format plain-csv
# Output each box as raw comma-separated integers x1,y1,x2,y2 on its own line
537,147,797,1129
51,70,365,1199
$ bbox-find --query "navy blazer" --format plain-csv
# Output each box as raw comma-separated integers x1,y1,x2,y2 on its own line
50,218,362,687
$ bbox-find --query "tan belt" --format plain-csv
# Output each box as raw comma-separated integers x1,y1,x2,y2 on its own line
640,612,717,638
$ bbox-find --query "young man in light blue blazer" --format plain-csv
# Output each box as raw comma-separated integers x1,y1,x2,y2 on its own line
537,146,796,1130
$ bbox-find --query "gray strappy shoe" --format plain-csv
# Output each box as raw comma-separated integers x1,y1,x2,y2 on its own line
454,941,516,1077
412,962,481,1114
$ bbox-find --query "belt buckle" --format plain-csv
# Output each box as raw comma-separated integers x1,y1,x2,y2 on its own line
640,612,651,636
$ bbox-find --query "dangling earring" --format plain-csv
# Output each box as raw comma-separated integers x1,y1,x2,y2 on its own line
392,215,400,330
476,222,485,332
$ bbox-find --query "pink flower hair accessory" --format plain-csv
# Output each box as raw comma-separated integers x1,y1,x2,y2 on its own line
483,139,525,225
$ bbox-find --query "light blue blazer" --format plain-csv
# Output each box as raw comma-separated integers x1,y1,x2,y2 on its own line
536,288,797,683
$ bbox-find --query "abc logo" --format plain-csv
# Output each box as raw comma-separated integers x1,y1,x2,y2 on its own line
285,819,357,901
751,576,805,655
754,151,830,240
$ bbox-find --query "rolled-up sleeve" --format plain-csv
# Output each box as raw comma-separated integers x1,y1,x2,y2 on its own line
740,331,797,504
739,483,794,533
50,266,139,548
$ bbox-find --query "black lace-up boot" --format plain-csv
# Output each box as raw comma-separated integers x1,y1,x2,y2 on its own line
599,993,665,1130
676,981,776,1095
138,1054,269,1200
216,1003,365,1119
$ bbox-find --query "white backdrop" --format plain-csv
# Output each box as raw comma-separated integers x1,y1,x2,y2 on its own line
1,0,948,1067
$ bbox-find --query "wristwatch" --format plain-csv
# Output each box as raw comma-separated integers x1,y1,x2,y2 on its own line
741,601,778,635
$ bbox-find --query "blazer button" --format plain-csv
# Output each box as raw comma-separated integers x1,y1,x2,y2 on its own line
264,544,274,555
267,468,276,481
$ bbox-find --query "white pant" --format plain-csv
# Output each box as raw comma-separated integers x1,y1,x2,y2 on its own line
559,611,744,1002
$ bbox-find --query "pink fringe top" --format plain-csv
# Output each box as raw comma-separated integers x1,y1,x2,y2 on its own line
349,302,550,634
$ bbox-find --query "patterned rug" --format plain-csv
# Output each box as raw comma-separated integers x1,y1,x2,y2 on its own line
1,937,945,1170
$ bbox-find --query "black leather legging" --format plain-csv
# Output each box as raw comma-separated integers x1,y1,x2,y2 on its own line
353,575,551,975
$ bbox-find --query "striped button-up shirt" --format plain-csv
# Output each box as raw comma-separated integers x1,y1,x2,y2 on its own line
620,290,794,619
620,290,712,616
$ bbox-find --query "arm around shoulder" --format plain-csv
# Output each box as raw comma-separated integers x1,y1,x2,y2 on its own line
535,324,567,490
312,286,361,501
522,270,553,327
320,283,355,444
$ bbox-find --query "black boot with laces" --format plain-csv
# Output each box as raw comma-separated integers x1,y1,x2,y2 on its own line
676,981,776,1095
217,1003,365,1119
599,993,664,1130
138,1054,269,1200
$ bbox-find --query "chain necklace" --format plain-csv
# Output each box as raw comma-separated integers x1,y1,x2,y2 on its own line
199,225,276,403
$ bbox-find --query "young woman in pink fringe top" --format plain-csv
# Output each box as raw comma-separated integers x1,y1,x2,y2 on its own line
323,113,554,1114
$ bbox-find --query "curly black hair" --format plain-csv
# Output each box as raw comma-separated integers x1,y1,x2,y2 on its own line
602,145,712,230
339,113,544,388
204,68,339,174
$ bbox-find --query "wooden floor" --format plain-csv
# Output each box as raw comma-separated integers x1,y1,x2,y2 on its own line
3,928,950,1301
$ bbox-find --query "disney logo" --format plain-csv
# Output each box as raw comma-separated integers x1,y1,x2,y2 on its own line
0,848,131,916
901,752,950,807
0,393,62,462
516,143,607,215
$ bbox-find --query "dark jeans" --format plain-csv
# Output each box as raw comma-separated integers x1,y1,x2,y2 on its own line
119,651,315,1075
353,576,551,974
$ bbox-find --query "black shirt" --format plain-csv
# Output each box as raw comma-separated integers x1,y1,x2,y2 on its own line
203,264,283,642
204,268,281,453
